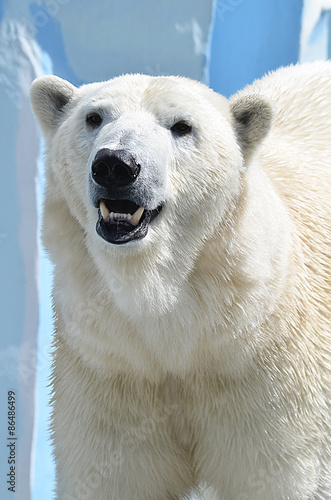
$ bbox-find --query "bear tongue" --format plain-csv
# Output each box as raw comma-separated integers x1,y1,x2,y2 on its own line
99,201,144,226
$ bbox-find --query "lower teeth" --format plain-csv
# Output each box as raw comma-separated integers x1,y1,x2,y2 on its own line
99,202,145,226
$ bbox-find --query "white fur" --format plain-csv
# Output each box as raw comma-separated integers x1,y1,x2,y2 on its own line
30,62,331,499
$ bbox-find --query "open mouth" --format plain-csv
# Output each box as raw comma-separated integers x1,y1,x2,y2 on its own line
96,199,163,244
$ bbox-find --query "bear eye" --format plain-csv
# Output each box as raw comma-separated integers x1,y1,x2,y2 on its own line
171,121,192,136
86,112,103,128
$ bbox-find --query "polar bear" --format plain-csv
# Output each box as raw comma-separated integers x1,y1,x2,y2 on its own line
30,62,331,500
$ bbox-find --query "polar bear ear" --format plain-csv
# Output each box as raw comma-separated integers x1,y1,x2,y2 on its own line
230,95,272,163
30,75,76,134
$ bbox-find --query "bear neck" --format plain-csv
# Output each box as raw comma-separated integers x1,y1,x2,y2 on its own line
45,160,293,377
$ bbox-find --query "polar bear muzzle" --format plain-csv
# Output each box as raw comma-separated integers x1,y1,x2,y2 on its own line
88,148,163,244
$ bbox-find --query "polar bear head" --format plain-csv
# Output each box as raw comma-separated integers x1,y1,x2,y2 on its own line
30,74,272,315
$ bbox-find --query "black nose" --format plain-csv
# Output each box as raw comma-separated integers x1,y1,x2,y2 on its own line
91,149,140,188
